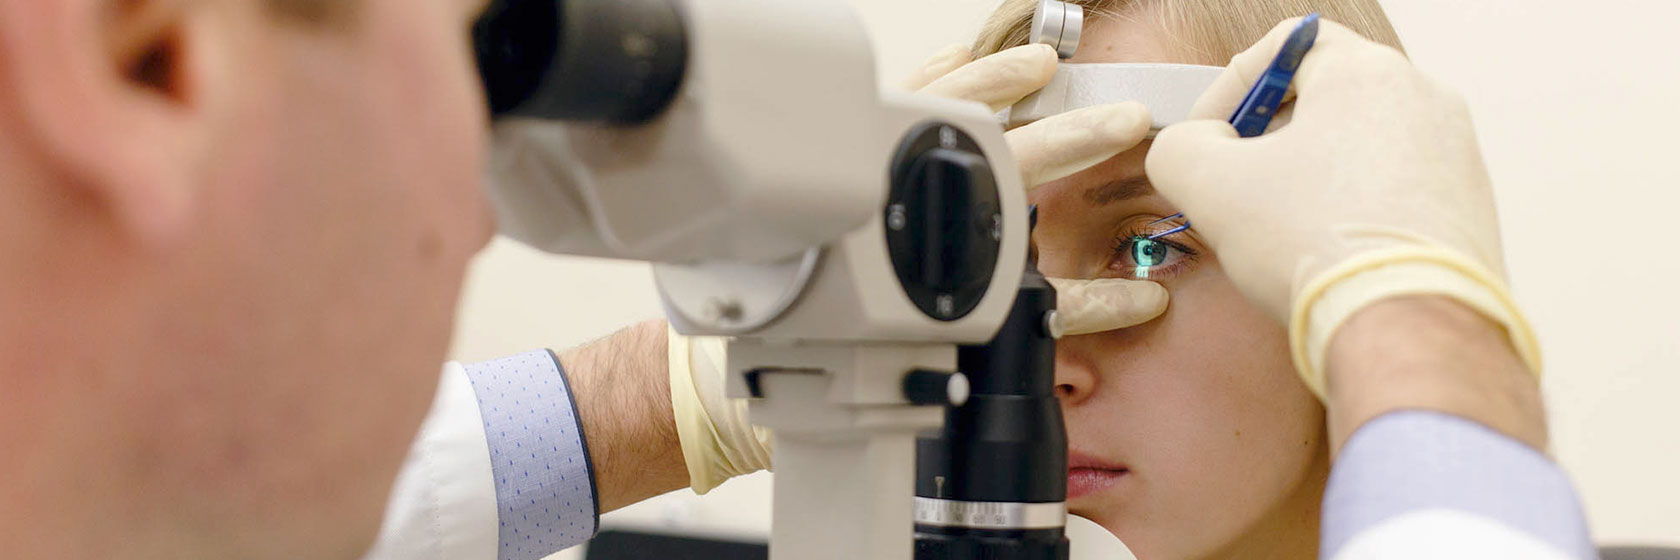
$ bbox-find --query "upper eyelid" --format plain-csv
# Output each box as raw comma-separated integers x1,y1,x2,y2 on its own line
1109,214,1195,244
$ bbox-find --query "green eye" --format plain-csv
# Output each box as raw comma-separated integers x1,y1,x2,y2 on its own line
1110,226,1199,281
1131,237,1170,268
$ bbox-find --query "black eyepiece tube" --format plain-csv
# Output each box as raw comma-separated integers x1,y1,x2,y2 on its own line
472,0,687,124
914,269,1069,560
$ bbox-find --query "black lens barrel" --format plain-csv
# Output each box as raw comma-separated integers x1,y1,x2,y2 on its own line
915,271,1068,560
473,0,687,124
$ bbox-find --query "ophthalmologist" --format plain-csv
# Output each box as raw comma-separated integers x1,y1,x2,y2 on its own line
0,0,1589,557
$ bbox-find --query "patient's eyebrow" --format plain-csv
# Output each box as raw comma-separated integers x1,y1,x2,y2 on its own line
1083,176,1156,206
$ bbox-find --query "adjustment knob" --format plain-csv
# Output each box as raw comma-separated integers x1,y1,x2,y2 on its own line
904,370,972,407
885,123,1003,321
906,148,988,291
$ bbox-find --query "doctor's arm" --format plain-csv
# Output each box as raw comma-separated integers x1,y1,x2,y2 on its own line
1317,297,1592,559
557,320,690,512
363,320,685,560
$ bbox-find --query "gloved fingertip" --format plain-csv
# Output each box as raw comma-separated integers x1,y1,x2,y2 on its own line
1155,118,1241,142
905,44,976,91
934,43,974,59
1089,102,1153,145
1146,119,1240,177
1135,280,1171,314
1009,42,1059,58
997,43,1059,79
920,43,1057,111
1093,277,1169,314
1049,277,1171,335
923,43,976,71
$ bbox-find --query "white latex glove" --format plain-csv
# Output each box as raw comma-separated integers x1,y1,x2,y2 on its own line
1145,18,1543,400
669,327,772,494
907,43,1171,334
671,45,1175,494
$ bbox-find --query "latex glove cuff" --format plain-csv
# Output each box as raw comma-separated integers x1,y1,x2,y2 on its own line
669,328,774,494
1290,248,1545,401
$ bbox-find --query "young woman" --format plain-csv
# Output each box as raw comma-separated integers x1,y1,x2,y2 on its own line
953,1,1405,558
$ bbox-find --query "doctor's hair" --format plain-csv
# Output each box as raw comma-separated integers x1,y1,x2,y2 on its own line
973,0,1403,63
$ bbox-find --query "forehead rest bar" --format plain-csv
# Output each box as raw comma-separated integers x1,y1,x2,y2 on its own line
1008,63,1224,133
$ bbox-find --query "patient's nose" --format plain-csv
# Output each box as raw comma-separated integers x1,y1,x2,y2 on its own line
1054,337,1100,405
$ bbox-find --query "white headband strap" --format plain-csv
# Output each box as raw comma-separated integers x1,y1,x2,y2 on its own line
1008,63,1225,131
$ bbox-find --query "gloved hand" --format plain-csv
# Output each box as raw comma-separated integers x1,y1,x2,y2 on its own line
669,327,771,494
672,45,1175,494
906,43,1170,335
1145,18,1542,400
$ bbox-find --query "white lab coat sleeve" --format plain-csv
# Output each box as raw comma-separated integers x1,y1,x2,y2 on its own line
1320,410,1596,560
362,362,501,560
365,351,601,560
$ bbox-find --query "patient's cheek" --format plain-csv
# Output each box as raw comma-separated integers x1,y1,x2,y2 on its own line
1150,254,1223,302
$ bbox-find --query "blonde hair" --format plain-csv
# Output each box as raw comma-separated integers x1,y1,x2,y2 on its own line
973,0,1403,64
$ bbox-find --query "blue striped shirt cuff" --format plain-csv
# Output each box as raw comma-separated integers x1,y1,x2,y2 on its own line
1322,410,1594,559
462,350,600,560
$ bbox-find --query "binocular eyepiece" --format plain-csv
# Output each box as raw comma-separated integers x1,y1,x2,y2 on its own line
473,0,688,125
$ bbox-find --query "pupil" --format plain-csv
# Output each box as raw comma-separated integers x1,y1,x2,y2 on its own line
1132,238,1167,267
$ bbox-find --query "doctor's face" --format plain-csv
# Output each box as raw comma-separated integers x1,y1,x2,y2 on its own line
1030,15,1329,560
123,0,497,556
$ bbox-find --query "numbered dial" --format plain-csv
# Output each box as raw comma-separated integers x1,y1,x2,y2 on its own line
885,123,1003,322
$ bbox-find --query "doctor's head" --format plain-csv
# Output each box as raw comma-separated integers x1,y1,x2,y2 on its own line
0,0,494,557
972,0,1402,558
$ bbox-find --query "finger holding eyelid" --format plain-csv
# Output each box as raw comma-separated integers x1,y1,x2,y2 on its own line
1046,277,1170,335
1009,102,1153,189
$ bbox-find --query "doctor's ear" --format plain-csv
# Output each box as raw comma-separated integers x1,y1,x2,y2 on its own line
0,0,236,248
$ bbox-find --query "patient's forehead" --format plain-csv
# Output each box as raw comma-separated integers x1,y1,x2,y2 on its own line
1066,10,1186,64
1027,140,1153,208
1024,10,1191,208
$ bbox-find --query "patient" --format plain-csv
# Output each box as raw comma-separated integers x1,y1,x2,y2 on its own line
965,1,1405,558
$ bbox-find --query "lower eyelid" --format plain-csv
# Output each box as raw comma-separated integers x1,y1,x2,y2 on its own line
1125,261,1188,281
1142,262,1190,280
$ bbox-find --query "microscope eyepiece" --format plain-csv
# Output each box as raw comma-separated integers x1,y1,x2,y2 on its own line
473,0,688,124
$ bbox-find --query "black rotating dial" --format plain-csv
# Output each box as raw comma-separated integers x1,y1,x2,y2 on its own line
885,122,1004,322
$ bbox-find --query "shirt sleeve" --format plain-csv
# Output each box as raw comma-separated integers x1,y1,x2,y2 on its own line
362,352,600,560
461,350,602,560
1321,410,1596,560
363,363,500,560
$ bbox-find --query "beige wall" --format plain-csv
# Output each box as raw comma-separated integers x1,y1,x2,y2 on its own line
451,0,1680,555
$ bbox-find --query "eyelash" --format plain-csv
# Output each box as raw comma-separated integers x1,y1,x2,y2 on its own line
1108,224,1200,281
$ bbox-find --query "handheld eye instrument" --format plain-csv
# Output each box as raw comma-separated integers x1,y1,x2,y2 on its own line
1228,13,1320,137
1147,13,1321,242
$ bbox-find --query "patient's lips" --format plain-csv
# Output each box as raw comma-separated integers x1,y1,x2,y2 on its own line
1067,450,1129,500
